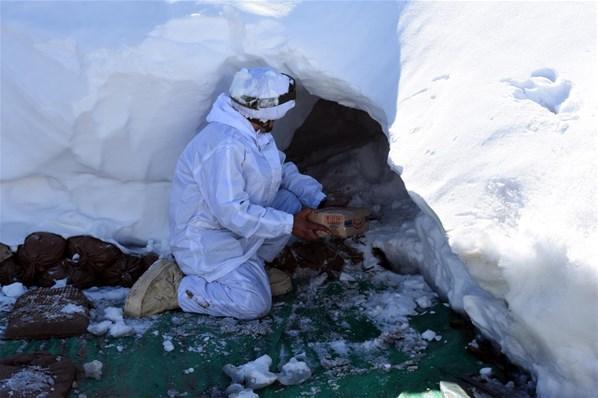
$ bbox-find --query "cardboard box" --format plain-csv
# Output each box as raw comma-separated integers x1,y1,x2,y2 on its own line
308,207,370,238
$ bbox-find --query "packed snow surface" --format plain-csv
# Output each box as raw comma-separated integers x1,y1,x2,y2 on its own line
1,2,596,397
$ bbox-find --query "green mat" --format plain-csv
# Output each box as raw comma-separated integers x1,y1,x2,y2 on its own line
0,273,490,397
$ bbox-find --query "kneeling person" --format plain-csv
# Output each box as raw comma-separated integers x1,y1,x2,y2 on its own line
125,67,328,320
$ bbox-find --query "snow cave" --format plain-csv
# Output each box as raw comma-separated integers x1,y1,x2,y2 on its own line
1,2,596,397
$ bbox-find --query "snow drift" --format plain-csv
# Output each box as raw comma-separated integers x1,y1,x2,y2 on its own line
1,1,596,397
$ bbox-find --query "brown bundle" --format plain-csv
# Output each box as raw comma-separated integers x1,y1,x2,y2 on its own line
0,243,18,285
16,232,67,275
100,253,157,287
66,235,122,273
65,259,98,289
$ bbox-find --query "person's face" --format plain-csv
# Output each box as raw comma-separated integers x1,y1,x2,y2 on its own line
261,120,274,133
250,119,274,133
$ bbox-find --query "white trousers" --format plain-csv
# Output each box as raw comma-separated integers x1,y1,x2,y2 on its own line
177,188,301,320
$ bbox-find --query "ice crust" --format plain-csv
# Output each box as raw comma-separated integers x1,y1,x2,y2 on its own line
1,2,596,396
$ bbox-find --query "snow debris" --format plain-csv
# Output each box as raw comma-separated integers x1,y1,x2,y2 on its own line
439,381,471,397
0,366,55,394
339,272,356,283
440,381,469,398
103,306,124,322
363,291,417,331
329,340,349,356
277,357,311,386
1,282,26,298
62,303,86,314
480,367,493,377
225,383,244,395
83,287,129,302
108,321,134,337
227,385,258,398
87,320,113,336
83,360,103,380
163,339,175,352
415,296,433,309
421,330,437,341
223,355,277,390
308,273,328,290
52,278,68,288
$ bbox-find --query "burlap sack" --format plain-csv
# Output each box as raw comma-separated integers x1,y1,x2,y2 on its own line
0,352,76,398
16,232,67,274
4,286,91,340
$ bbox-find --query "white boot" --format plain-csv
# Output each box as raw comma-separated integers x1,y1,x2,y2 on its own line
124,259,184,318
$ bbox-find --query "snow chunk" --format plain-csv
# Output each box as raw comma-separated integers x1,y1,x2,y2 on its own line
83,360,103,380
183,367,194,374
62,303,86,314
163,339,175,352
228,388,258,398
439,381,471,397
421,330,437,341
1,282,26,298
277,357,311,386
223,355,277,390
84,287,129,302
480,367,493,377
415,296,433,309
87,320,113,336
339,272,356,282
363,291,417,330
103,307,124,322
52,278,68,288
109,321,133,337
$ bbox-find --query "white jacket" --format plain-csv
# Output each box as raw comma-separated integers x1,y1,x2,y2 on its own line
169,94,325,282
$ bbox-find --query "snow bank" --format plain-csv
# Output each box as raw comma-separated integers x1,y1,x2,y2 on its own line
1,2,596,396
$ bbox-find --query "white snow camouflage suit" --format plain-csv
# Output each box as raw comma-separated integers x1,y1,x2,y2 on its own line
169,93,325,319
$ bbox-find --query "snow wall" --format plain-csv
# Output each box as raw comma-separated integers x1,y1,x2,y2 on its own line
1,2,597,396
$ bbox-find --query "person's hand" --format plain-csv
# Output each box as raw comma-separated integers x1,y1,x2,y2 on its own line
292,208,330,241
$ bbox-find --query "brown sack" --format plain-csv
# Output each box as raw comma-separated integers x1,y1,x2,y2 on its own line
35,262,70,288
101,253,158,287
0,243,12,263
66,235,122,273
16,232,67,274
0,352,76,398
4,286,91,340
65,259,98,289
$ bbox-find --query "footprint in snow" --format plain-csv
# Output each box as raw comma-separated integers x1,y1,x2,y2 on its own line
504,68,572,114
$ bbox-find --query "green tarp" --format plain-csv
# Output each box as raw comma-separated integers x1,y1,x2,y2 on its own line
0,275,490,397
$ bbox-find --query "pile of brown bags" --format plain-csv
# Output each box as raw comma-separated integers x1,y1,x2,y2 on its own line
0,232,157,289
